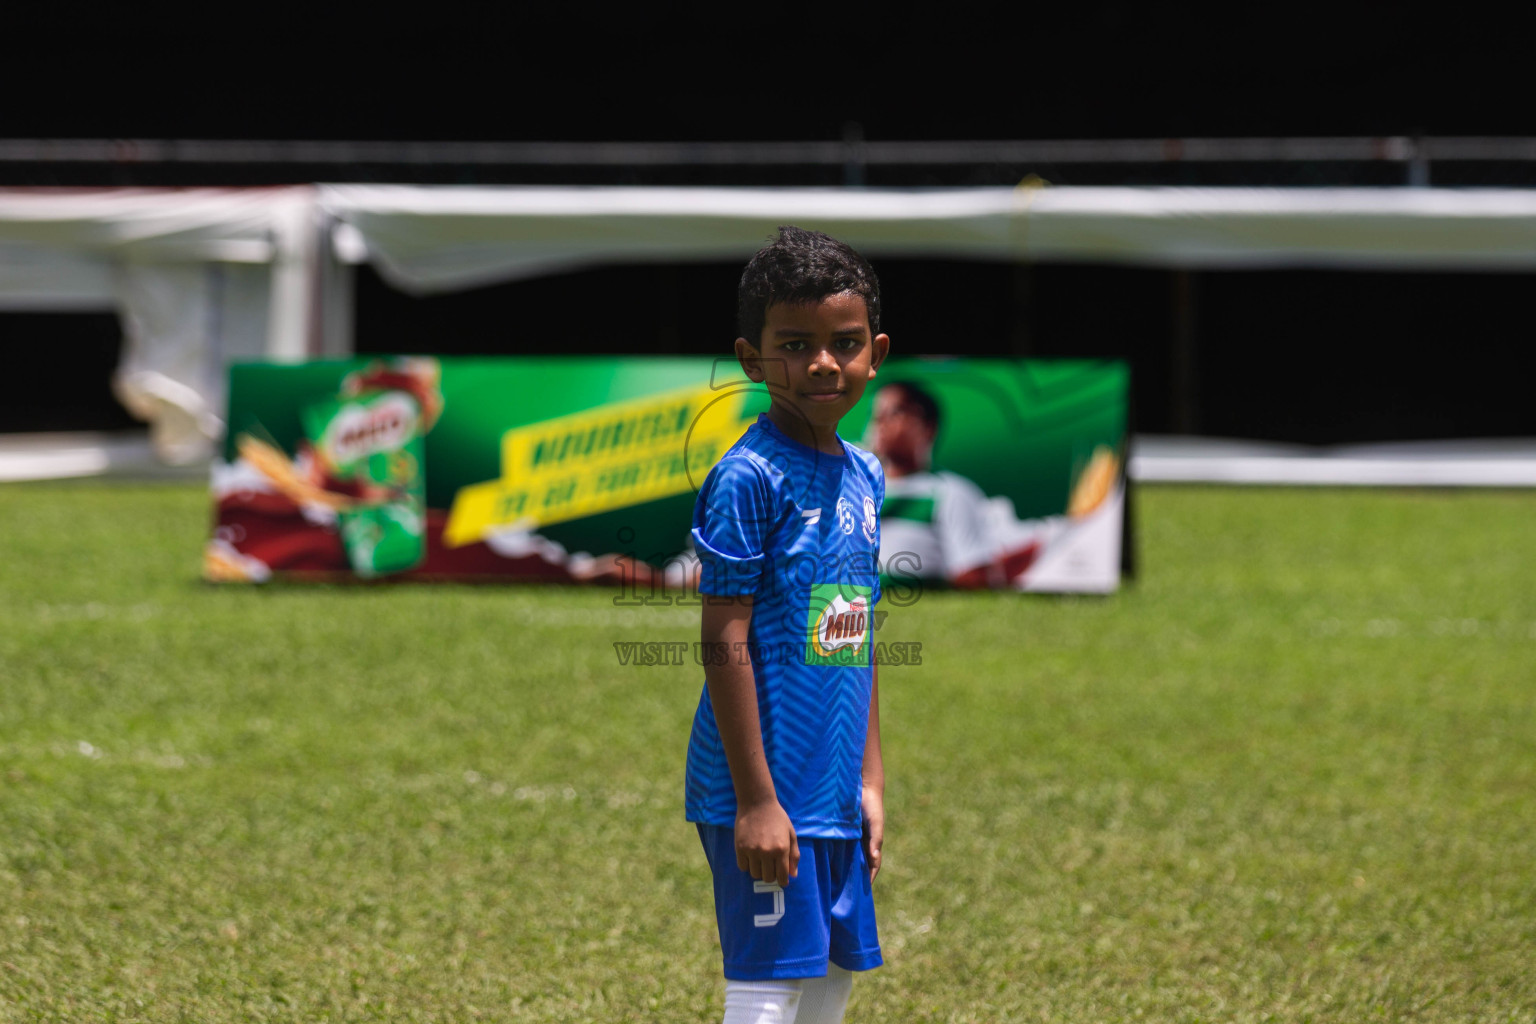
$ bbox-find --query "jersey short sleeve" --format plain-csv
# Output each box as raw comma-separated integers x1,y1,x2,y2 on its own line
692,453,780,597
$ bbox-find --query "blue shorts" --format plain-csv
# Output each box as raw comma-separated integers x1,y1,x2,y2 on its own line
697,824,883,981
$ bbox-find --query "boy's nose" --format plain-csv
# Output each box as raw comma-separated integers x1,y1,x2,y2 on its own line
808,348,839,375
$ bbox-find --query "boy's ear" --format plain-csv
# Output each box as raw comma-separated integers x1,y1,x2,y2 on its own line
734,337,766,382
868,333,891,377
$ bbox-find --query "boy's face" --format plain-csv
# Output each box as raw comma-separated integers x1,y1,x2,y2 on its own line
735,292,890,445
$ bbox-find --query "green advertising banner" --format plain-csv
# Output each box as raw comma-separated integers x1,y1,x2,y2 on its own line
207,356,1128,592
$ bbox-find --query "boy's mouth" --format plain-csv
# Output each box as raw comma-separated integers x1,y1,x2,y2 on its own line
801,390,845,403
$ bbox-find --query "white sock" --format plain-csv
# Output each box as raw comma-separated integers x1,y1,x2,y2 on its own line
723,978,801,1024
793,965,852,1024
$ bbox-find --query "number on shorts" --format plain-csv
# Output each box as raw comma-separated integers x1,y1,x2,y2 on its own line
752,881,785,927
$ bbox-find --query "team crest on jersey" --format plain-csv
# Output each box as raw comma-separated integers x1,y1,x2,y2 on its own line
862,495,877,542
835,497,856,535
804,583,872,666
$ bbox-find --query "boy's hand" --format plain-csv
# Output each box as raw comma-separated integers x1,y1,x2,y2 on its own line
735,798,799,888
861,784,885,883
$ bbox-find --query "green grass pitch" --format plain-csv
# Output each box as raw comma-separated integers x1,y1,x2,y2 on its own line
1,480,1533,1022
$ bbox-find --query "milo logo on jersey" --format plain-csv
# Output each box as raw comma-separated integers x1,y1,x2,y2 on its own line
804,583,873,667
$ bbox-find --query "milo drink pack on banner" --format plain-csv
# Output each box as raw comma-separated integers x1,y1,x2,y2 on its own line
302,389,426,576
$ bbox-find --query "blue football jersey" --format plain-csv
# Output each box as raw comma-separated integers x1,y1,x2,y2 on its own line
685,414,884,839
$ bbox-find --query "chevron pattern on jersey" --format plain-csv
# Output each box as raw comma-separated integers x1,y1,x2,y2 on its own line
686,416,883,839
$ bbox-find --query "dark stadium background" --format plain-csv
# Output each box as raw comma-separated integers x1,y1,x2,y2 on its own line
5,5,1533,443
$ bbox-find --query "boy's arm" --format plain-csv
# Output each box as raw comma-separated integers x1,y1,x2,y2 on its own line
862,653,884,882
702,595,799,888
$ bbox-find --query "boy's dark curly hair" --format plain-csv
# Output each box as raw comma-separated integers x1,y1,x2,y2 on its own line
737,226,882,343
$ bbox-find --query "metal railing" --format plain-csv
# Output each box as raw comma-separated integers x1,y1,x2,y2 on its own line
12,136,1536,187
0,136,1510,166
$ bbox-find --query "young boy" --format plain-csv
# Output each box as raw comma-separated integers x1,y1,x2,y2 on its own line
686,226,891,1024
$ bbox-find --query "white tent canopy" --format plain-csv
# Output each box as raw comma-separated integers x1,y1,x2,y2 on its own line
0,187,329,462
320,185,1536,296
9,183,1536,462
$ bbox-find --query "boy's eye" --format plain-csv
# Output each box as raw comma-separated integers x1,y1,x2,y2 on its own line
781,340,807,352
835,337,862,350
